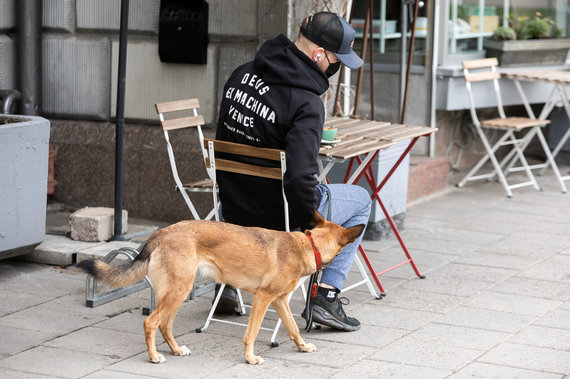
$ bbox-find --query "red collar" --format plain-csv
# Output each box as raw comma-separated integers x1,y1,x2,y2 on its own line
306,233,322,271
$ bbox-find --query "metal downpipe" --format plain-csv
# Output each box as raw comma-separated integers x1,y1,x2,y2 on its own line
17,0,42,116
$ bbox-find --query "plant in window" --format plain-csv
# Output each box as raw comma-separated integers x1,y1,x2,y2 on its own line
511,12,563,40
491,26,516,41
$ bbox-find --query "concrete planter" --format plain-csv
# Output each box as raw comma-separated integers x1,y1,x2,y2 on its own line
484,38,570,67
0,114,50,259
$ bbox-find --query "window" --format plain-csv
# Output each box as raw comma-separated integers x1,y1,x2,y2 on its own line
442,0,568,66
350,0,429,67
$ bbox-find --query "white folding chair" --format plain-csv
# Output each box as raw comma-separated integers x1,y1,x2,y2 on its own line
457,58,550,197
155,98,216,220
196,138,307,347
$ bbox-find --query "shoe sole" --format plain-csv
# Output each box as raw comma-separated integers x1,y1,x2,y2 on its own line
311,305,361,332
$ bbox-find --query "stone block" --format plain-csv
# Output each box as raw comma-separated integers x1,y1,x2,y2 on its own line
43,0,76,33
77,0,159,33
70,207,128,242
42,33,111,119
0,35,15,89
110,39,216,122
0,0,15,31
208,0,257,37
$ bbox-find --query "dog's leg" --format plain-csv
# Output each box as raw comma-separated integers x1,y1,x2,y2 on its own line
159,301,190,357
144,304,166,363
272,295,316,353
158,274,195,359
145,278,194,363
243,293,273,365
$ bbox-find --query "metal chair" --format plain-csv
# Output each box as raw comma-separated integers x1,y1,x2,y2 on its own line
155,98,216,220
196,138,307,347
457,58,550,197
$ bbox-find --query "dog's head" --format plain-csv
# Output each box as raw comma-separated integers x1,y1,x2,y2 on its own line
305,210,365,267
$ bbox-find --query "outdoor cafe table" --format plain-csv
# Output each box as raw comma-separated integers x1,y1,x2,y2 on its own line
505,69,570,192
318,117,437,295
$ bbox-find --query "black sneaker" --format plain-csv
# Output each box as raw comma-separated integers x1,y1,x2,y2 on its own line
304,291,360,332
212,284,240,315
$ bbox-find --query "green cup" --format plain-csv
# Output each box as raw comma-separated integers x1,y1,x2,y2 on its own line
322,128,338,141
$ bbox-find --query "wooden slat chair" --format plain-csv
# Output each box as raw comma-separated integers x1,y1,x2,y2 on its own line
196,138,307,347
155,98,215,220
457,58,549,197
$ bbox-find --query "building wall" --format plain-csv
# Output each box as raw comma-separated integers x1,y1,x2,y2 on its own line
0,0,290,222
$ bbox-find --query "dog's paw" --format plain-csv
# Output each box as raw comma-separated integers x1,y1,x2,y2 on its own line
179,345,191,356
298,343,317,353
150,353,166,364
246,355,264,365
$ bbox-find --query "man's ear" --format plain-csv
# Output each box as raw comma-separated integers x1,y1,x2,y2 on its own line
341,224,365,246
311,209,326,228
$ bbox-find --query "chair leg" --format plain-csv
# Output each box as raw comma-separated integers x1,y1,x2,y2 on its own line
535,127,567,193
508,133,540,192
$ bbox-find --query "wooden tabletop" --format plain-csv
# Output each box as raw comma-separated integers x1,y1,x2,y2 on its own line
320,117,437,160
505,69,570,84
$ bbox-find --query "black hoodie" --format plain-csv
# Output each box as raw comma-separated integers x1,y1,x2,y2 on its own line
215,34,329,231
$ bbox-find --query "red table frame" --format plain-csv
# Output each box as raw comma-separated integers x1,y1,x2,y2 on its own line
337,136,426,295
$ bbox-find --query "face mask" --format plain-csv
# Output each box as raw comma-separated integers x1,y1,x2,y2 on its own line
325,61,341,78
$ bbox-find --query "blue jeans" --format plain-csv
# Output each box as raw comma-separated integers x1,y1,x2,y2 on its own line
316,184,371,291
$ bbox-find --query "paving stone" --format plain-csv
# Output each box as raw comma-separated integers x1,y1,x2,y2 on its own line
0,346,117,378
21,234,105,266
0,289,56,316
216,359,339,378
304,323,408,348
400,272,495,297
510,325,570,351
436,307,535,333
0,369,61,379
104,351,234,378
353,303,440,330
462,291,562,316
492,277,570,301
406,323,511,351
377,287,467,314
402,235,481,256
518,255,570,283
448,361,562,378
454,251,540,270
368,338,483,371
0,327,59,356
332,359,451,378
75,240,141,263
0,301,108,334
262,339,377,369
533,308,570,330
478,342,570,374
44,327,146,359
83,370,158,379
480,232,570,257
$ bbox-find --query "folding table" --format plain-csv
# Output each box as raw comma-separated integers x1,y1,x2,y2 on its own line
506,69,570,192
318,117,437,295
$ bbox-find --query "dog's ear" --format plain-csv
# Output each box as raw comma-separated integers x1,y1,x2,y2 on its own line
341,224,365,246
311,209,326,228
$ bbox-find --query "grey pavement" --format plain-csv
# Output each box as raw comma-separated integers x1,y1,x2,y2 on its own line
1,164,569,378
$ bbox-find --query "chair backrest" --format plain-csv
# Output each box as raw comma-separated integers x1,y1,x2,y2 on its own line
203,138,290,231
462,58,507,125
155,98,209,219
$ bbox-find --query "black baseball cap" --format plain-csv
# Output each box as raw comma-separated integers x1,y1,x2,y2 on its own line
300,12,363,69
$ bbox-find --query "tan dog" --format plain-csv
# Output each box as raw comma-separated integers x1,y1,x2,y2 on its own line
76,210,364,365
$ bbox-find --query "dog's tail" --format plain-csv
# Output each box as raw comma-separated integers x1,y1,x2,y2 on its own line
76,240,154,288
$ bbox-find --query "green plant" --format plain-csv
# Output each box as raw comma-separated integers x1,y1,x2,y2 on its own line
492,26,516,41
492,11,564,41
512,12,563,40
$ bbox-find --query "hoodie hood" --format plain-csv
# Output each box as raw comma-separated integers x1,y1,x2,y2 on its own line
254,34,329,96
